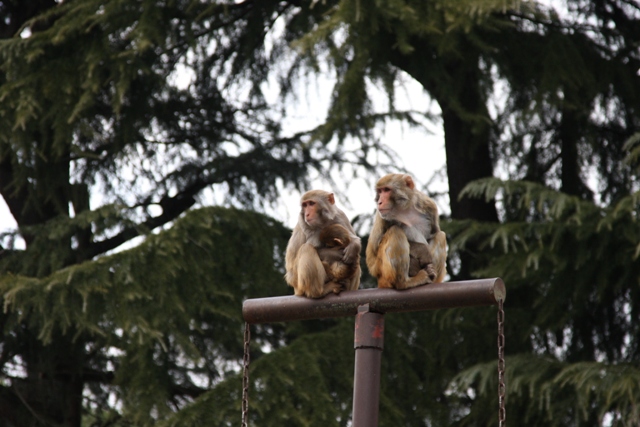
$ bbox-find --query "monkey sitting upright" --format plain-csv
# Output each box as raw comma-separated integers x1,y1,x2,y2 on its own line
366,173,447,289
285,190,361,298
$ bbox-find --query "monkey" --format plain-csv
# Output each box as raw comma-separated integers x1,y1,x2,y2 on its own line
408,241,435,278
365,174,447,289
285,190,361,298
317,223,360,287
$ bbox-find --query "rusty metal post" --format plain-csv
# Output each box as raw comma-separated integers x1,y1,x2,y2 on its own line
352,304,384,427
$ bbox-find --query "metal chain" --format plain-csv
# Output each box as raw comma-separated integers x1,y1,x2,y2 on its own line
497,299,506,427
241,322,251,427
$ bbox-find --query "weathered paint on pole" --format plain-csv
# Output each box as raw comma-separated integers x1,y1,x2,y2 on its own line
352,304,384,427
243,278,506,324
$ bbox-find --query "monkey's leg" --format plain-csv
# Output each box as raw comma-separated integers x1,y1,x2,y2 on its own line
400,268,430,289
328,261,356,282
325,260,357,294
321,261,335,282
375,226,428,289
317,247,343,282
296,243,331,298
430,231,448,283
391,227,431,289
408,241,436,281
408,255,421,278
318,247,359,293
344,265,361,292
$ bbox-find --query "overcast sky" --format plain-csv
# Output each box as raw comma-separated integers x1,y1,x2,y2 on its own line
270,73,449,229
0,66,448,245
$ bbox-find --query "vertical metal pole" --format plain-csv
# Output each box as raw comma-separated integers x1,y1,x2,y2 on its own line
352,304,384,427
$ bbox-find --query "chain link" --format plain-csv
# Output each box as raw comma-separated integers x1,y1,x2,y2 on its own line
242,322,251,427
497,299,506,427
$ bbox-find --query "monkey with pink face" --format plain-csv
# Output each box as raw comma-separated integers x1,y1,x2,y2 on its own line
285,190,361,298
366,174,447,289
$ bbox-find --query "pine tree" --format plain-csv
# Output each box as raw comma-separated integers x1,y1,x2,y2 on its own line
452,171,640,425
0,1,381,426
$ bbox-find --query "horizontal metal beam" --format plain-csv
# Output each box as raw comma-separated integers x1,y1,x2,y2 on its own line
243,278,505,324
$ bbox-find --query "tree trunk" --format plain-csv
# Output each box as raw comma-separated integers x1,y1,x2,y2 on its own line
559,87,593,200
388,39,498,279
1,2,87,422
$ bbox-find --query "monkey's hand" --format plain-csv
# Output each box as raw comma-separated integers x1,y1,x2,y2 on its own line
327,281,345,295
342,241,360,265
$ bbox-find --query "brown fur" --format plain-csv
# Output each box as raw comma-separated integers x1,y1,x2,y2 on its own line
408,241,436,280
317,224,360,287
366,174,447,289
285,191,361,298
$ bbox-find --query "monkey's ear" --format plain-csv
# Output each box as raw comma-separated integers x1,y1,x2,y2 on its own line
328,193,335,205
404,175,416,190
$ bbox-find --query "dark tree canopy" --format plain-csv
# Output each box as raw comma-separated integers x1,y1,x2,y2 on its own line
0,0,639,427
0,1,385,426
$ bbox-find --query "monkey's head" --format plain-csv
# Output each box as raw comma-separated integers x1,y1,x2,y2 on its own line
375,174,415,220
319,223,351,249
300,190,336,228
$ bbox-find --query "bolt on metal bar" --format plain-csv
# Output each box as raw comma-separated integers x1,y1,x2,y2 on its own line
242,278,505,324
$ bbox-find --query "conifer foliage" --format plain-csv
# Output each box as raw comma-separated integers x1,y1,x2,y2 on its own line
0,1,373,426
450,174,640,425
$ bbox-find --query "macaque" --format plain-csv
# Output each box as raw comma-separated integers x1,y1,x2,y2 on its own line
317,224,360,286
285,190,361,298
366,174,447,289
408,241,434,278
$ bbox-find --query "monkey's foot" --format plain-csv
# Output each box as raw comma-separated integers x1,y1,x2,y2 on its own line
424,264,437,282
398,269,431,289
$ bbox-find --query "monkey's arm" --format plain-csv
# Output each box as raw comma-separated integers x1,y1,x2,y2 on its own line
415,196,442,238
342,235,361,264
332,211,361,264
365,216,386,277
284,223,306,286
